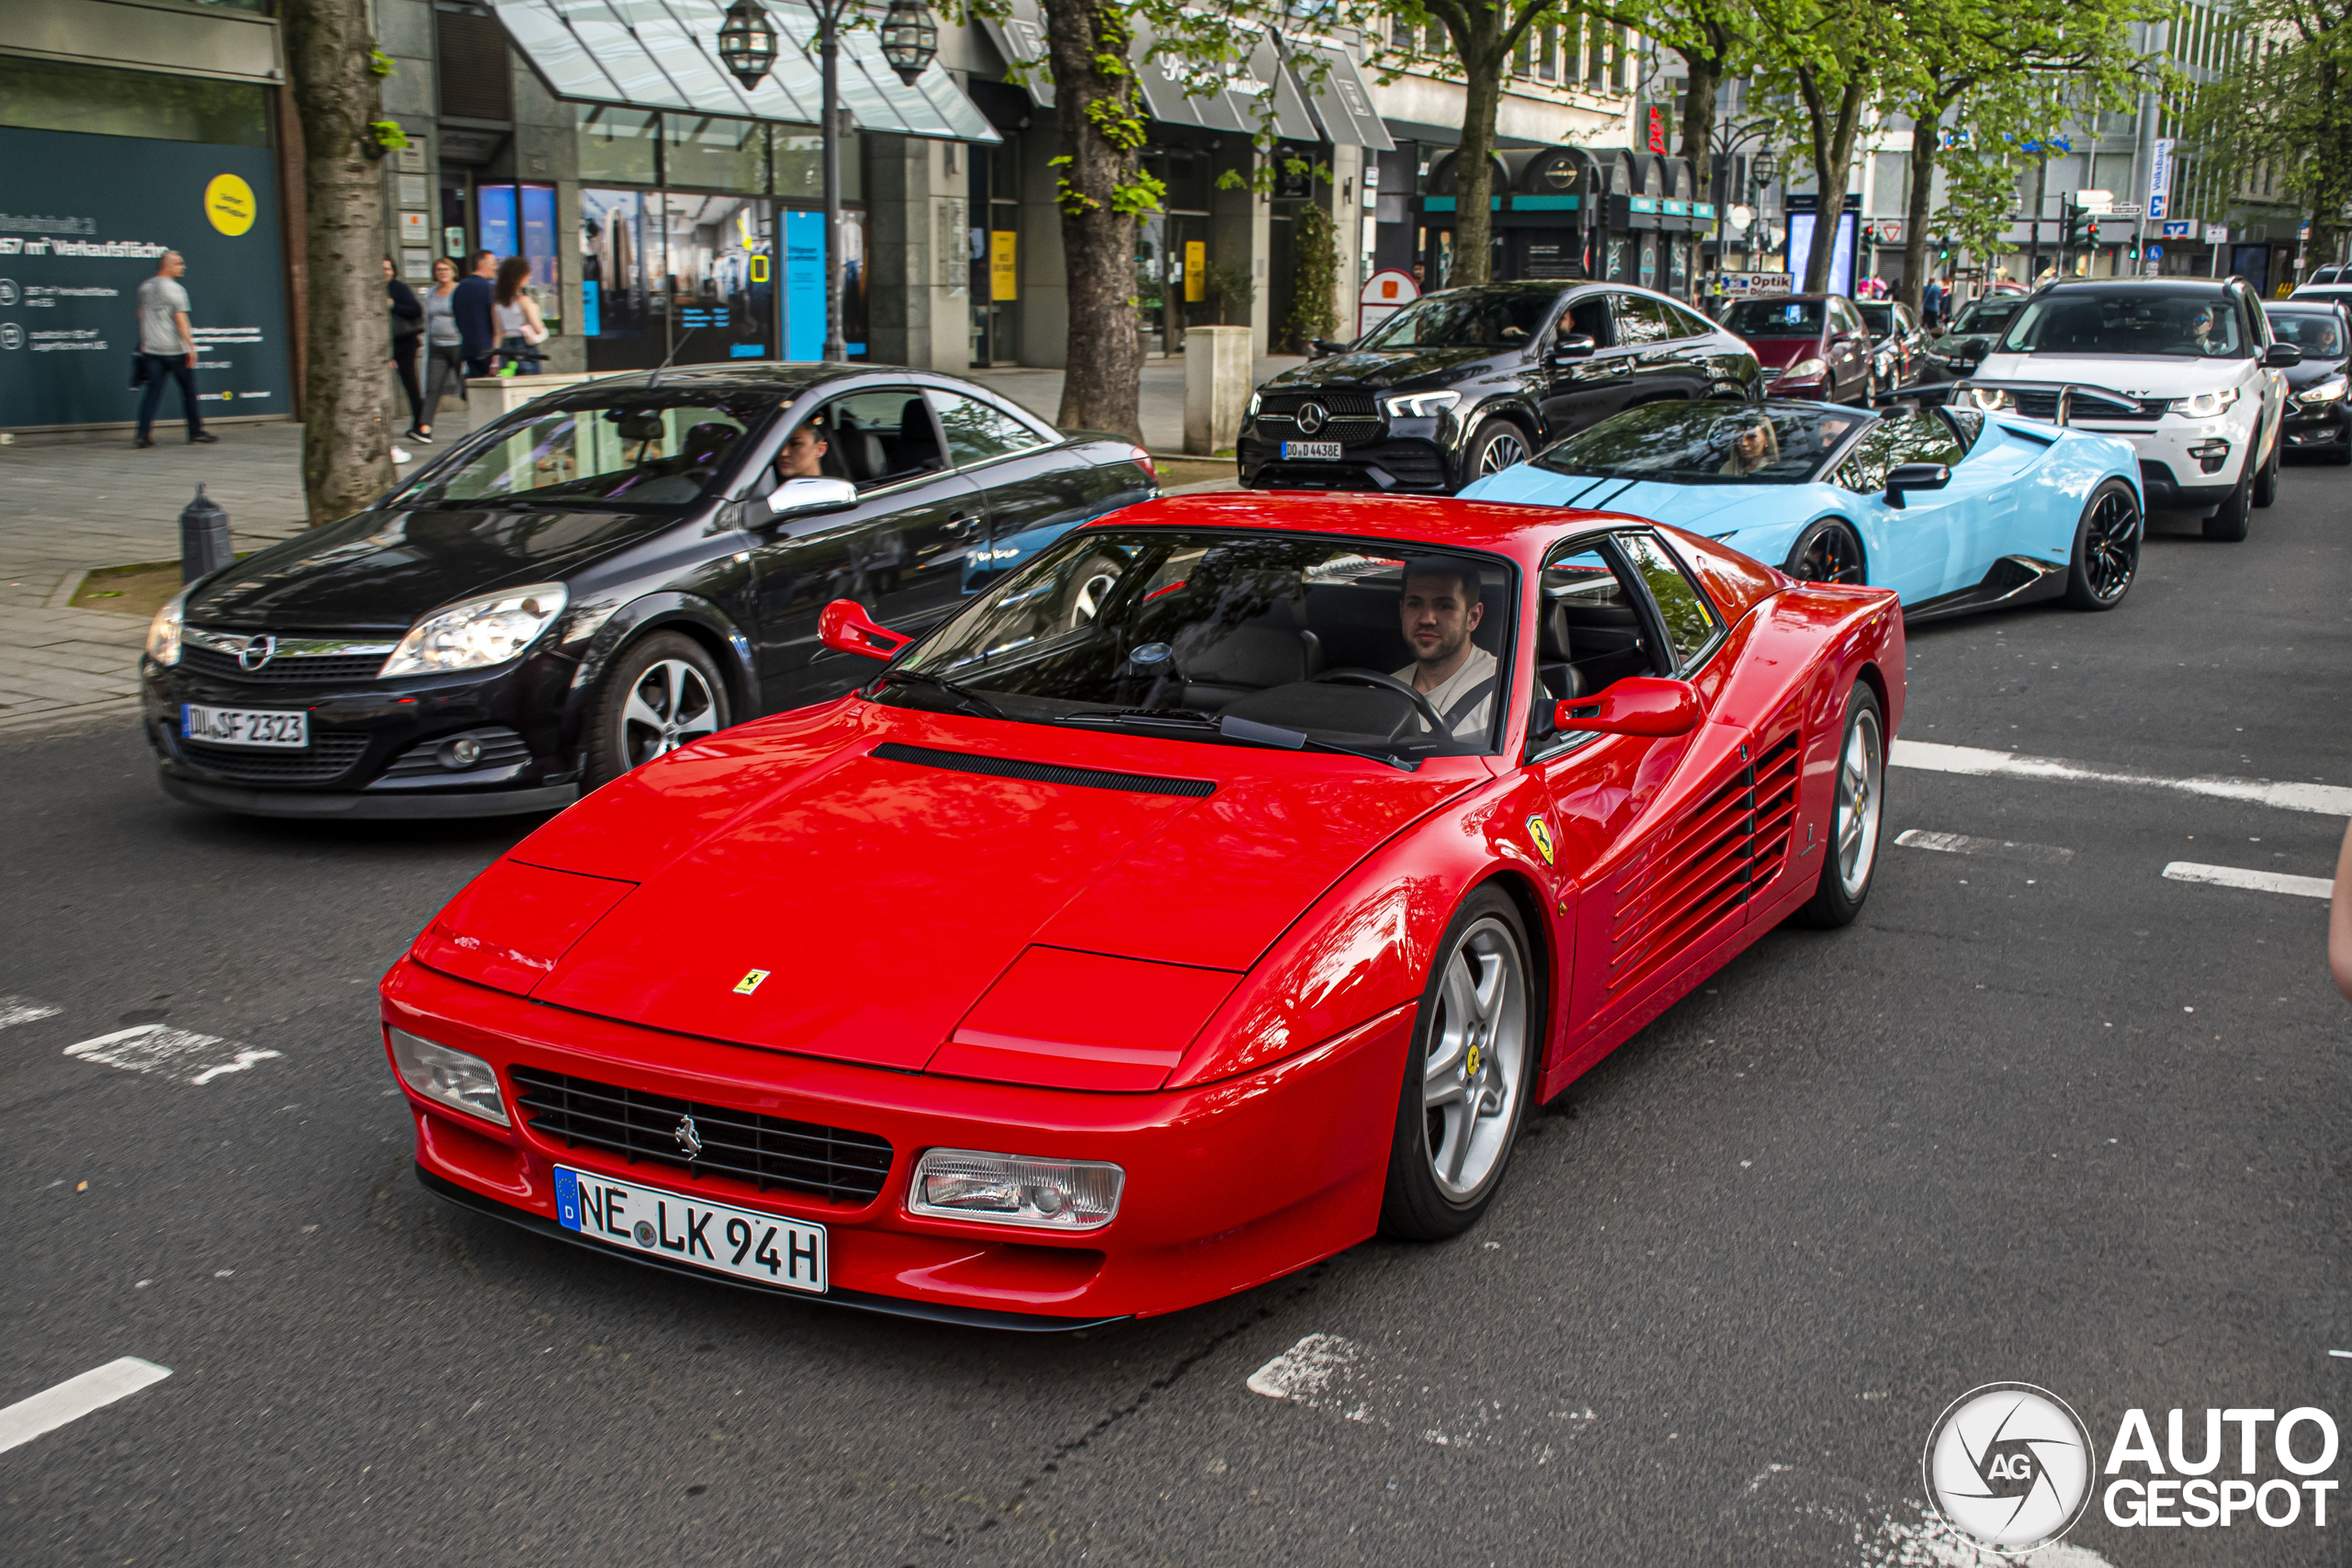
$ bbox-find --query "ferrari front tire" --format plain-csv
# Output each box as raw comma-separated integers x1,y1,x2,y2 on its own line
1796,682,1884,930
2064,479,2141,611
1379,887,1539,1241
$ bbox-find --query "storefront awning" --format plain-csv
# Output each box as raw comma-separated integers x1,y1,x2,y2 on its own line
977,0,1054,108
1282,39,1395,152
489,0,999,141
978,2,1319,141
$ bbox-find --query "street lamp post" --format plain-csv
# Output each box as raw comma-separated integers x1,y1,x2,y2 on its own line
719,0,937,364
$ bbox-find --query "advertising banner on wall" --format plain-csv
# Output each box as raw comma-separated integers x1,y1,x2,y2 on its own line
0,128,291,431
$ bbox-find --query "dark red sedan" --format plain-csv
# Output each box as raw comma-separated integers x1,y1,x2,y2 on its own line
381,492,1905,1325
1725,293,1879,405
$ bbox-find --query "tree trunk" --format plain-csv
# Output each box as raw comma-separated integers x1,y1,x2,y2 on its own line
1040,0,1144,442
1799,73,1867,292
1678,50,1720,172
1453,52,1504,286
282,0,396,525
1899,112,1939,312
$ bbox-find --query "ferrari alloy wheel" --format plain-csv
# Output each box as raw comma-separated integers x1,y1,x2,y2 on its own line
587,632,729,788
1784,520,1866,586
2064,479,2142,611
1465,419,1530,480
1381,889,1538,1240
1797,683,1884,929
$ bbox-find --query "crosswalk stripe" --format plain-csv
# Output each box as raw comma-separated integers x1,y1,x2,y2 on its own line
2162,862,2334,900
1892,739,2352,818
0,1359,172,1455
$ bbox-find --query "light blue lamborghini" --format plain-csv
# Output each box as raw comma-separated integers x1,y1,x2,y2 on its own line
1456,400,2145,618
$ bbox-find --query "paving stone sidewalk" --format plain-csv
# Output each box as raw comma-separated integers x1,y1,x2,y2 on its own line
0,357,1275,733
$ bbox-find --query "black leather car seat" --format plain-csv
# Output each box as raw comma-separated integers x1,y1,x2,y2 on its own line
898,400,945,474
1538,599,1588,701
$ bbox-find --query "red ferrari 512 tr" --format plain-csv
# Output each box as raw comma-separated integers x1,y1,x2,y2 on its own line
381,491,1904,1326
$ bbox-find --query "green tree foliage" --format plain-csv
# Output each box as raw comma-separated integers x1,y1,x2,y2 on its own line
1281,203,1343,349
2181,0,2352,265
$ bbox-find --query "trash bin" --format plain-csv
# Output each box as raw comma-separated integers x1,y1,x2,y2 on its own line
179,484,232,584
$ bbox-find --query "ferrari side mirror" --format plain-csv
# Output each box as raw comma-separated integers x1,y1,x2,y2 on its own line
1554,676,1701,738
818,598,911,661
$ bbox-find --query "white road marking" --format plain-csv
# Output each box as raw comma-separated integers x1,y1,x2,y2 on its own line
1893,739,2352,818
0,996,62,1030
2163,862,2334,900
1894,829,2075,863
0,1358,172,1454
1246,1333,1596,1458
63,1024,282,1084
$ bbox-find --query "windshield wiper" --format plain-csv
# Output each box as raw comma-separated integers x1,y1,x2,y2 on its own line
1217,715,1420,772
1055,706,1223,728
870,668,1007,720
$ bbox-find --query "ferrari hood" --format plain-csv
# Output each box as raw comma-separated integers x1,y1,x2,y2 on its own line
1456,465,1779,536
1973,353,2250,401
515,710,1480,1070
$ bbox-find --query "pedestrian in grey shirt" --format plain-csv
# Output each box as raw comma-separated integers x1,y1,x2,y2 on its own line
133,251,215,447
415,255,466,441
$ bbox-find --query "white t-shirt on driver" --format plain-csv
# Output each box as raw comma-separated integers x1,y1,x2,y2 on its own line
1391,643,1499,740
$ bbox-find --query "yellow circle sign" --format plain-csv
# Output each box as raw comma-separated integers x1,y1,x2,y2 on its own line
203,174,256,237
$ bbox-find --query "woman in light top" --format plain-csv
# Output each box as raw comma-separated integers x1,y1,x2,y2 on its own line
492,256,548,374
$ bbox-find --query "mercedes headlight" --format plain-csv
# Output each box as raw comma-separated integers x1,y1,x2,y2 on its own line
379,583,569,679
1247,390,1263,418
2175,387,2241,417
145,586,189,667
1775,357,1829,384
2296,375,2347,406
1382,389,1462,418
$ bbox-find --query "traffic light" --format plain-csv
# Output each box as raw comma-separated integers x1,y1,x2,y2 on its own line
2064,203,2095,250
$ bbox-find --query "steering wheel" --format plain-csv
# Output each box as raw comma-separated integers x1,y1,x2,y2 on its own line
1312,668,1447,734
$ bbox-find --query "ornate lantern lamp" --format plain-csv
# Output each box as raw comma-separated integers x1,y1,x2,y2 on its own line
879,0,939,86
717,0,780,89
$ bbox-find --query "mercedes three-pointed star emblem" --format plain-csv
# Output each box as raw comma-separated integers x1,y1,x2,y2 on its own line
1295,400,1329,435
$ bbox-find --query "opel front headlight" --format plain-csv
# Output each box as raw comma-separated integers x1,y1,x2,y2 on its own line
1382,389,1462,419
2176,387,2241,418
146,586,189,666
379,583,568,679
2296,375,2348,405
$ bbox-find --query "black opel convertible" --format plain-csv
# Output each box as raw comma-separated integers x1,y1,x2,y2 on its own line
1237,280,1762,493
141,365,1156,818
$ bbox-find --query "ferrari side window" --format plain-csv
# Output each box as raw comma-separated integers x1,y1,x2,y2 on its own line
1530,543,1654,758
1616,531,1723,674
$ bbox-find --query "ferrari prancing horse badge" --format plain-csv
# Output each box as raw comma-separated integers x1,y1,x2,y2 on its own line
1526,815,1556,865
733,968,771,995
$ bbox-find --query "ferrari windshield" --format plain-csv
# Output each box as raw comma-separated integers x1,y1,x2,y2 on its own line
1357,288,1557,350
880,530,1517,760
1996,291,2250,358
1724,298,1826,338
1529,400,1871,485
389,391,781,509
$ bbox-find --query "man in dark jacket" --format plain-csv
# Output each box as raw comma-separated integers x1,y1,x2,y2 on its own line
452,250,498,377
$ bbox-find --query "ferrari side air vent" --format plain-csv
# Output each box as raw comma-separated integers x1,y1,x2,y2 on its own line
1609,761,1756,994
1748,731,1804,883
872,742,1216,798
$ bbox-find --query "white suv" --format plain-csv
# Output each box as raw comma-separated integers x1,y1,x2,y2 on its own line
1961,278,2297,540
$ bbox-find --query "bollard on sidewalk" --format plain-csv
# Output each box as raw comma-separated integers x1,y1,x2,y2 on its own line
179,484,232,584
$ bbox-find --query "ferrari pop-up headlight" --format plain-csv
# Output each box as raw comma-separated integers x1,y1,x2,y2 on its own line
910,1149,1124,1230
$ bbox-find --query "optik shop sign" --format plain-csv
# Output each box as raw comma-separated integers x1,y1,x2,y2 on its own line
0,128,291,430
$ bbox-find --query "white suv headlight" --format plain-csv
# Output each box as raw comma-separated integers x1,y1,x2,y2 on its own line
379,583,568,679
146,586,190,666
2296,375,2348,405
1963,386,2013,411
2175,387,2241,418
909,1148,1124,1230
1382,390,1461,418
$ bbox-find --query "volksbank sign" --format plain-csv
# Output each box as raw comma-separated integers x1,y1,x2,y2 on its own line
0,128,290,431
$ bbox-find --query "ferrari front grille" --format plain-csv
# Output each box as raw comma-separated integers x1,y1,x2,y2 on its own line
509,1066,895,1203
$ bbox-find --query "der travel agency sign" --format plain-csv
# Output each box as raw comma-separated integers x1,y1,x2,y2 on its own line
0,128,291,431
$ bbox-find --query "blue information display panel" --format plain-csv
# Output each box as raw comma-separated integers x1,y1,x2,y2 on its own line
0,127,291,431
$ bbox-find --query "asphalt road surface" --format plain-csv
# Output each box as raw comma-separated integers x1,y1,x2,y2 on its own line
5,468,2348,1567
